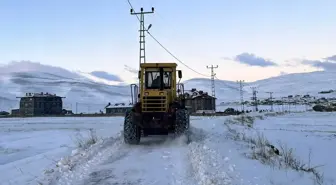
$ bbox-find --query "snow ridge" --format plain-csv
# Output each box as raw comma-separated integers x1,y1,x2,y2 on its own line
188,141,234,185
39,132,124,185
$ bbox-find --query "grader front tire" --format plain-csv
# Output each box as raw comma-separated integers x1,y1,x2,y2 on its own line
175,109,190,136
123,111,141,145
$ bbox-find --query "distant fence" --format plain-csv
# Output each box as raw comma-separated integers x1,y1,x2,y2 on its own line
216,104,312,113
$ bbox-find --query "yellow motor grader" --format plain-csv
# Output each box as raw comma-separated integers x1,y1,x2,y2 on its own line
124,62,190,144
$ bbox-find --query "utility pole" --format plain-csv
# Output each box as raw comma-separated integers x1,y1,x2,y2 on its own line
130,7,154,69
237,80,245,111
206,65,218,98
266,92,274,112
250,87,258,112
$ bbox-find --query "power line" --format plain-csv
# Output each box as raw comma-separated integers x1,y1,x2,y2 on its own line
126,0,210,77
206,65,218,98
266,91,274,112
237,80,245,111
251,87,258,112
147,32,210,77
214,75,242,92
130,7,154,68
126,0,249,100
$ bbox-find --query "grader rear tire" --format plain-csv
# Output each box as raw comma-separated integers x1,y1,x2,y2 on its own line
175,109,190,136
123,111,141,145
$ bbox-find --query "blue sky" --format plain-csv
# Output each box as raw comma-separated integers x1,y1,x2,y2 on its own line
0,0,335,83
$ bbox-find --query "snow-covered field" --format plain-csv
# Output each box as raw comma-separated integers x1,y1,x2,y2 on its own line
254,112,336,184
0,117,123,185
1,112,335,185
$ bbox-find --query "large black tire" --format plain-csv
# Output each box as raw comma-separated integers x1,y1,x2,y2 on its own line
123,110,141,145
175,109,190,136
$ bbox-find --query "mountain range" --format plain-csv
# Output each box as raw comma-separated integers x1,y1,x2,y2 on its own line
0,61,335,113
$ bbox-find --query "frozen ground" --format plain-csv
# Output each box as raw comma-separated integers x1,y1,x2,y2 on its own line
0,117,123,185
1,112,335,185
253,112,336,184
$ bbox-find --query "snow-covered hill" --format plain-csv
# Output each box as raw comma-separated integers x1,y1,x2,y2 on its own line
184,71,336,104
0,61,131,113
0,61,335,112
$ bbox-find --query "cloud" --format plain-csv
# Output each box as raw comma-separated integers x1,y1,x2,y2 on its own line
124,65,138,74
90,71,123,82
324,55,336,61
233,53,277,67
302,60,336,71
283,58,303,67
0,60,80,79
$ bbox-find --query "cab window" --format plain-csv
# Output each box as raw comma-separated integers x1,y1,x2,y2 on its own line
163,71,172,88
145,70,172,89
145,71,160,89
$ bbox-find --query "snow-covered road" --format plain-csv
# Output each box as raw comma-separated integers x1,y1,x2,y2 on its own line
38,116,235,185
79,136,196,185
53,135,196,185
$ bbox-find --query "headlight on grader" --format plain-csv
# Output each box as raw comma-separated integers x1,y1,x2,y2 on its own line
144,92,149,96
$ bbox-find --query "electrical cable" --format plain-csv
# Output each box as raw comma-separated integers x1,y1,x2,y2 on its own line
126,0,249,92
126,0,210,77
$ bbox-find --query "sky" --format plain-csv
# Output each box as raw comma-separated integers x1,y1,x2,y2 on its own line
0,0,335,83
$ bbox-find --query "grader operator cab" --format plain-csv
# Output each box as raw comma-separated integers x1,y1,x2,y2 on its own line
124,62,190,144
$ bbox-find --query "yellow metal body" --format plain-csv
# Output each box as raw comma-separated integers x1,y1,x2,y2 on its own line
139,63,178,112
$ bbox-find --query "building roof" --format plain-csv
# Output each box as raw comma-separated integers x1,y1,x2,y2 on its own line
192,95,216,100
17,92,64,98
183,89,216,99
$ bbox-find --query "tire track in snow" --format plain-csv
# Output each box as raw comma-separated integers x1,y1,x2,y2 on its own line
78,127,230,185
43,126,231,185
80,134,198,185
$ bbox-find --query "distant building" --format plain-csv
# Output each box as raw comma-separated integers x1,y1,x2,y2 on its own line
105,103,132,114
0,111,10,116
184,89,216,113
62,109,73,115
11,109,20,116
17,92,64,116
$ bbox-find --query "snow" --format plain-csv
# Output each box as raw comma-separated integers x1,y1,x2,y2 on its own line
0,61,132,113
1,61,336,113
1,112,335,185
1,61,336,184
184,71,336,103
0,117,123,185
253,112,336,184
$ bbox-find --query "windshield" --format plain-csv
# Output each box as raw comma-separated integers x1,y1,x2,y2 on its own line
145,70,172,89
